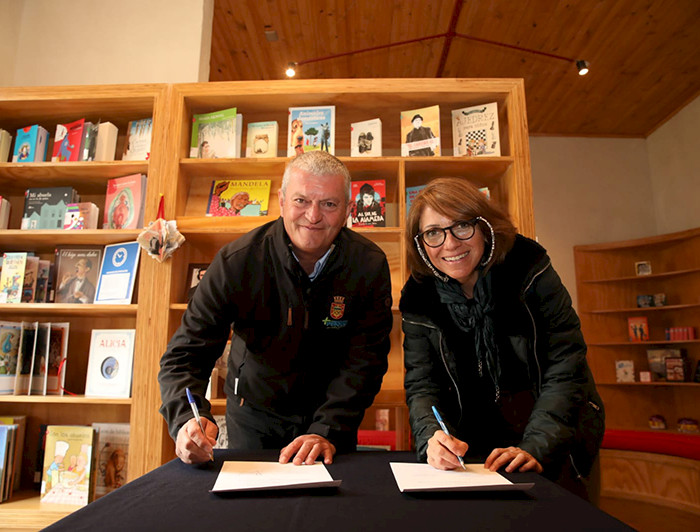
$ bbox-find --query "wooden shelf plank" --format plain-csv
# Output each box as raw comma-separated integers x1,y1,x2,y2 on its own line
0,303,138,317
0,229,142,249
0,491,81,530
584,303,700,314
597,382,700,388
588,339,700,346
580,268,700,283
0,395,131,404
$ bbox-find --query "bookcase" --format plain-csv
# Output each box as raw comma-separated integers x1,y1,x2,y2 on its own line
0,78,534,527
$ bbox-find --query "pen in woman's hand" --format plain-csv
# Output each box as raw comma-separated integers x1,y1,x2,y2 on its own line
432,405,467,470
186,387,214,461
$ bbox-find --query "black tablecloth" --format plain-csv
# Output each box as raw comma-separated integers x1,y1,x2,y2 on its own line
45,450,632,531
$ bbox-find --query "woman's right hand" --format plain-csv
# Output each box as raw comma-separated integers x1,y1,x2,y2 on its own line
426,430,469,470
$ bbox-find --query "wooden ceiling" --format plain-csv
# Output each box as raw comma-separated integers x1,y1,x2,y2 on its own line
210,0,700,137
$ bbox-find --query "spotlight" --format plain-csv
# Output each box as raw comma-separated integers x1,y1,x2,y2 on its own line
576,60,589,76
285,62,297,78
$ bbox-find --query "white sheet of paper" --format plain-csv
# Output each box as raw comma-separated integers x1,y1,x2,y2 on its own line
211,461,342,492
389,462,534,492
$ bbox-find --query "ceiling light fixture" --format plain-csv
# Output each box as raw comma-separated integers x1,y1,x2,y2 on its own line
285,62,297,78
576,60,590,76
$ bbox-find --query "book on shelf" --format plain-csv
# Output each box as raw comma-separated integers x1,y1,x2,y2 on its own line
400,105,440,157
92,422,129,498
51,118,92,162
627,316,649,342
33,424,48,486
350,118,382,157
615,359,635,383
351,180,386,227
0,322,22,394
94,241,141,305
94,121,118,161
85,329,136,398
0,414,26,493
54,247,103,304
0,252,27,304
0,129,12,163
35,260,51,303
0,423,17,501
122,118,152,161
14,321,38,395
405,185,426,217
21,186,81,230
245,121,279,158
103,173,147,229
206,179,271,217
0,196,10,229
287,105,336,156
192,107,242,159
40,425,97,506
213,415,229,449
451,102,501,157
12,124,49,162
64,202,100,230
21,256,39,303
665,356,690,382
185,262,210,302
46,322,69,395
646,348,682,381
29,323,50,395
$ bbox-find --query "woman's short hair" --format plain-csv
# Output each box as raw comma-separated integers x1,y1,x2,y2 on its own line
406,177,517,279
281,151,351,201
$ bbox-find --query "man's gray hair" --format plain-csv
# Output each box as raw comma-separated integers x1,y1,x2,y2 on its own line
281,151,351,201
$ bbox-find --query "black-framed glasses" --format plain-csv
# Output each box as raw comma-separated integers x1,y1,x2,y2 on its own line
415,218,479,248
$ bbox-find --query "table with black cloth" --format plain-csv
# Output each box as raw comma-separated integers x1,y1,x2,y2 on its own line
45,450,632,532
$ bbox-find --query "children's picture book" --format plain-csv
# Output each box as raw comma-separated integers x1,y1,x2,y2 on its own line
14,321,38,395
54,248,103,304
103,174,147,229
0,252,28,304
0,321,22,394
12,125,49,163
29,323,50,395
21,187,80,230
627,316,649,342
0,414,26,493
401,105,440,157
206,179,271,217
615,359,635,383
451,102,501,157
85,329,136,398
287,106,335,156
122,118,152,161
0,196,10,230
351,180,386,227
246,121,279,158
21,256,39,303
185,262,210,302
192,107,242,159
40,425,97,506
350,118,382,157
92,422,129,498
64,202,99,230
46,322,69,395
51,119,87,162
94,241,141,305
94,122,118,161
0,129,12,163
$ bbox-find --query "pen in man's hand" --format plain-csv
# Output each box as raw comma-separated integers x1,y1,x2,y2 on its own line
186,387,214,461
432,405,466,470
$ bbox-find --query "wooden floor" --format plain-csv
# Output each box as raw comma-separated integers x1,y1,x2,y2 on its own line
599,497,700,531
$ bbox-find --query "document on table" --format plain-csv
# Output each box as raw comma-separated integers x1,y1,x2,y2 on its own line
211,461,342,492
389,462,534,492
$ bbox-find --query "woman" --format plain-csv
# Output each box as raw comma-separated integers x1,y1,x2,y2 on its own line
401,177,604,500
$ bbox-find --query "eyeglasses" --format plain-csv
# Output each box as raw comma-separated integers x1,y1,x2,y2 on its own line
415,218,479,248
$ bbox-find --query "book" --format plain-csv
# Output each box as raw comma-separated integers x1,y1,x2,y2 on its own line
85,329,136,398
0,252,27,304
451,102,501,157
12,125,49,162
46,323,69,395
627,316,649,342
350,118,382,157
646,348,682,380
0,321,22,394
0,423,15,501
0,129,12,163
14,321,38,395
78,121,98,161
122,118,152,161
51,119,87,162
206,179,271,217
54,247,103,304
64,202,100,230
213,415,229,449
192,107,242,159
351,180,386,227
35,259,51,303
103,174,147,229
615,360,635,383
40,425,97,506
94,241,141,304
29,323,50,395
287,105,336,156
21,186,80,230
94,122,118,161
665,356,690,382
401,105,440,157
405,185,426,217
0,196,11,229
21,256,39,303
92,422,129,498
245,121,279,158
33,424,48,486
0,415,25,492
185,262,210,302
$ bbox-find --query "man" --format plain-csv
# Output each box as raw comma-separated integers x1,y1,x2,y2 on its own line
56,258,96,304
159,151,393,466
405,114,436,156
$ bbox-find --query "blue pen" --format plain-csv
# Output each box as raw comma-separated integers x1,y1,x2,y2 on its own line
186,388,213,461
432,405,466,470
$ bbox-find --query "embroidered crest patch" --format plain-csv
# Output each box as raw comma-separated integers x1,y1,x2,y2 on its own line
330,295,345,319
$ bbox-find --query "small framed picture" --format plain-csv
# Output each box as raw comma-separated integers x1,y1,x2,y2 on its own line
653,293,667,306
635,261,652,276
636,294,653,308
185,263,210,302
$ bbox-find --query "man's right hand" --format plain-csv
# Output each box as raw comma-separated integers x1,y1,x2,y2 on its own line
175,417,218,464
426,430,469,470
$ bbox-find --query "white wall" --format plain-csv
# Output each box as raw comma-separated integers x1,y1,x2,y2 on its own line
529,137,657,309
0,0,24,86
647,94,700,234
6,0,213,86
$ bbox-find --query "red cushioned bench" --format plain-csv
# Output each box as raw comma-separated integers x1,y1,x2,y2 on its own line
601,429,700,461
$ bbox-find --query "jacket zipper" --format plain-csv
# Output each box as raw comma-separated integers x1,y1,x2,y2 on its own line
522,259,550,396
